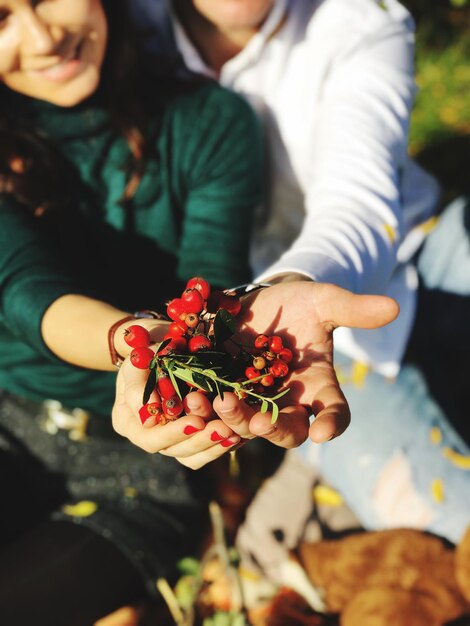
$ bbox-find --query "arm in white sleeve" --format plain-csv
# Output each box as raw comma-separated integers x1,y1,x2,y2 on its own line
258,13,417,294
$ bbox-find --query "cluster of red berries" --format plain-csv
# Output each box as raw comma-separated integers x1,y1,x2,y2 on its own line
124,276,294,426
124,277,242,425
244,334,293,391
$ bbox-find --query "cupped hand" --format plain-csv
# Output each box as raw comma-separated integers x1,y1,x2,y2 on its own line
111,357,240,469
213,281,399,445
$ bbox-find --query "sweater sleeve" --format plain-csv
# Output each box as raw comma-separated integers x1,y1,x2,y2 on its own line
257,7,419,294
0,201,86,356
174,83,263,288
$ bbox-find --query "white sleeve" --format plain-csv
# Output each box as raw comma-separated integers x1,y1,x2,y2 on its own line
257,16,417,294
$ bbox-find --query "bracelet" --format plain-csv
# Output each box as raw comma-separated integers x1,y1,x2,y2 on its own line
223,282,273,298
108,309,167,368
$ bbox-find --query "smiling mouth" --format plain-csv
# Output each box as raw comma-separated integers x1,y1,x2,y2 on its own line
31,39,85,81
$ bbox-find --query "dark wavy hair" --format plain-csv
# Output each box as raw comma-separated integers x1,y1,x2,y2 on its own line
0,0,175,217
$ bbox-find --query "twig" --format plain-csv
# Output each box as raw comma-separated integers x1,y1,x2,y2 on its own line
156,578,187,626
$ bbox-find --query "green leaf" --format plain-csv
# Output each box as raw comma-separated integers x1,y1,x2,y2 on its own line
171,367,195,385
142,368,156,405
271,386,291,401
213,309,235,345
193,373,213,392
215,379,224,401
213,613,231,626
260,399,269,414
174,576,197,610
271,402,279,424
177,556,201,576
155,337,171,354
168,367,182,400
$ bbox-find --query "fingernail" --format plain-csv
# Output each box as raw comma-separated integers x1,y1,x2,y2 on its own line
139,406,150,425
184,425,202,435
317,433,335,443
220,438,238,448
258,425,277,437
210,431,224,442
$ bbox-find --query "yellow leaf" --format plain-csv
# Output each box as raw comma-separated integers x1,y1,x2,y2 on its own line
313,484,344,507
61,500,98,518
431,478,445,504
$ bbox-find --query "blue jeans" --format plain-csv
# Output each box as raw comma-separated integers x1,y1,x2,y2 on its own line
297,196,470,544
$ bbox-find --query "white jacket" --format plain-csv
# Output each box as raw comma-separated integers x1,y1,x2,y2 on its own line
131,0,441,376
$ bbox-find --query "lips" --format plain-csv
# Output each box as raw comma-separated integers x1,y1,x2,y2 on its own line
30,39,85,82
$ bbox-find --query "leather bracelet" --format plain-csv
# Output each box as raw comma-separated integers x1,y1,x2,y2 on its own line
108,309,167,368
223,282,273,298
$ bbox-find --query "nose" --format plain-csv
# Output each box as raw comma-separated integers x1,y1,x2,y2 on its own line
21,9,57,56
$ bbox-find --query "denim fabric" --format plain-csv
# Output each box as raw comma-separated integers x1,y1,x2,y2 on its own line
297,197,470,544
417,195,470,295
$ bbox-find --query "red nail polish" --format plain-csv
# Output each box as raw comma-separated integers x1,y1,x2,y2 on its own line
184,425,201,435
139,406,150,425
210,431,224,442
220,438,236,447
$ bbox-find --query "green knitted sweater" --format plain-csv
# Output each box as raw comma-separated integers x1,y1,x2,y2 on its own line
0,81,262,415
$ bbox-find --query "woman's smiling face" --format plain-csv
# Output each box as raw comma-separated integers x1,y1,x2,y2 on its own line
0,0,107,106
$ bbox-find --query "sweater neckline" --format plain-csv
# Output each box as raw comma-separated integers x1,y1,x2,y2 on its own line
8,88,110,141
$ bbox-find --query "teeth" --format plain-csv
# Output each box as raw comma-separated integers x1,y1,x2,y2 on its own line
39,43,79,73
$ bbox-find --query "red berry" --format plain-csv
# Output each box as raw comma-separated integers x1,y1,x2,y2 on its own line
278,347,293,363
186,276,211,300
254,334,269,350
139,401,163,425
157,372,176,399
245,366,260,380
207,291,241,316
269,359,289,378
269,336,283,353
124,324,151,348
130,347,154,369
263,351,276,361
188,334,212,353
159,335,187,355
217,293,241,316
167,320,187,338
252,356,266,370
181,288,205,314
162,395,184,418
184,312,200,329
260,374,275,387
166,298,185,321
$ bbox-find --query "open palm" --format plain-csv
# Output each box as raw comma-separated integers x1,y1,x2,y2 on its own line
211,281,399,446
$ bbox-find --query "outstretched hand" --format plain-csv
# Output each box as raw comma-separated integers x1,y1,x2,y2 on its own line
207,281,399,446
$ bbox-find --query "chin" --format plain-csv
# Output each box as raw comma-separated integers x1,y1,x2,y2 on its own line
41,73,100,108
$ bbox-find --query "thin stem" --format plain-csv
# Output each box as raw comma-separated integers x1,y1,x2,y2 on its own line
156,578,187,626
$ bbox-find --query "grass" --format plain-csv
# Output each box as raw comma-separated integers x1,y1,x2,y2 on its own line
403,1,470,202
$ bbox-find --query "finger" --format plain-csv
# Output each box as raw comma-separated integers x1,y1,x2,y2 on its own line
308,380,351,443
248,404,310,448
318,284,399,330
175,436,241,470
117,358,150,413
113,381,209,453
213,392,256,438
160,419,239,460
183,392,215,421
286,362,351,442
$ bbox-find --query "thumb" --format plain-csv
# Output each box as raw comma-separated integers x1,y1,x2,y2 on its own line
319,284,400,330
